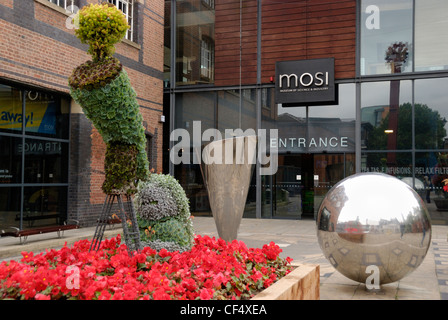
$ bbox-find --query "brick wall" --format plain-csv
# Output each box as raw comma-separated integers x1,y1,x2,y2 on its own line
0,0,165,227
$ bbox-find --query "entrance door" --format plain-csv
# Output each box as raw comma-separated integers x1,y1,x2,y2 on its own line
262,153,355,219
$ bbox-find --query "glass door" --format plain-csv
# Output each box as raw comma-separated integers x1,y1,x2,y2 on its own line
262,153,355,219
261,154,312,219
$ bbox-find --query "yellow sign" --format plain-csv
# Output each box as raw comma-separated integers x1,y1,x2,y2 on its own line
0,102,55,134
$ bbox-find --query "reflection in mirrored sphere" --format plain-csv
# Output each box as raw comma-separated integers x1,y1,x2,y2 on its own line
316,172,432,285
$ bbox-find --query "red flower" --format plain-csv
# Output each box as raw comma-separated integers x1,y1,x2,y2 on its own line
199,288,213,300
250,270,263,282
153,287,171,300
0,235,292,300
181,278,197,291
35,293,51,300
98,290,112,300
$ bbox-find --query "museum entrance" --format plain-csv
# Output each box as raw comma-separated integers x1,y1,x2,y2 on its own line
261,153,355,219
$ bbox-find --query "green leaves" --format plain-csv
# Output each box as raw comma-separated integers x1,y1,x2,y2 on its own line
70,69,150,191
140,216,192,248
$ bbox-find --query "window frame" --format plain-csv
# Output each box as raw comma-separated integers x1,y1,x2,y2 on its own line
358,0,448,78
0,81,71,230
107,0,135,42
200,37,214,81
47,0,77,13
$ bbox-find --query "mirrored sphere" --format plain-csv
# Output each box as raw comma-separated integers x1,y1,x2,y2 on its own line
316,172,432,285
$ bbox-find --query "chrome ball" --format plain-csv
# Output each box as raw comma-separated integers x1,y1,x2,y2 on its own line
316,172,432,285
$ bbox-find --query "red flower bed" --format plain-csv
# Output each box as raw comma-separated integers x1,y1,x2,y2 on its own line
0,235,292,300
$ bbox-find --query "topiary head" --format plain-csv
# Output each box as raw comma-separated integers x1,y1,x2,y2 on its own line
75,3,129,61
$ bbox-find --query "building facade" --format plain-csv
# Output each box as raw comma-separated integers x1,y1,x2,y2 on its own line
164,0,448,225
0,0,164,230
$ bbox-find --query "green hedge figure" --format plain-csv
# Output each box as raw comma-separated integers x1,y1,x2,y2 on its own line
68,3,149,194
134,174,195,252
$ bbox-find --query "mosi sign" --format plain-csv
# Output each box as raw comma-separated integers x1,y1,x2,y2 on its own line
275,58,337,107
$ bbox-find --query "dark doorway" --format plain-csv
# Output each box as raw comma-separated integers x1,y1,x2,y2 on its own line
262,153,355,219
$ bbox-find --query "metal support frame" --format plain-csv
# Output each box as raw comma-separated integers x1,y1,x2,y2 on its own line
89,193,141,255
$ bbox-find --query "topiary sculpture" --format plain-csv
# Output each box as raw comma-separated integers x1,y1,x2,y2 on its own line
68,3,149,195
134,173,195,252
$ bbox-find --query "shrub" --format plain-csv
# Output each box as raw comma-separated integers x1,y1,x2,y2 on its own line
75,3,129,61
139,216,193,249
134,185,179,220
136,174,191,220
135,174,194,252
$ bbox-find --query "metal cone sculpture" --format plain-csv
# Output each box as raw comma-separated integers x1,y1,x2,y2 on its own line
200,135,257,242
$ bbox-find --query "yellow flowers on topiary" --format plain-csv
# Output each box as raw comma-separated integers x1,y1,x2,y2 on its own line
75,2,129,62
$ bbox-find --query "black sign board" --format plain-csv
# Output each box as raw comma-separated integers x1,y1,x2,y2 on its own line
275,58,337,107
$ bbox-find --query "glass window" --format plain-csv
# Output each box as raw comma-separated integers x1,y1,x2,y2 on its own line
106,0,135,41
415,0,448,72
262,84,356,154
0,84,23,134
202,0,214,8
308,84,356,153
361,152,413,179
415,151,443,193
414,78,448,150
361,80,412,150
218,89,256,134
0,136,22,184
260,85,356,219
48,0,76,12
176,0,215,85
174,89,257,216
175,91,216,149
360,0,413,75
0,83,70,229
0,187,21,230
23,186,68,228
175,90,256,149
415,152,448,217
200,37,214,80
23,138,69,184
24,90,70,139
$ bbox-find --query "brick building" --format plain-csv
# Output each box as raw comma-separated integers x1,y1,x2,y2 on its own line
0,0,165,229
164,0,448,225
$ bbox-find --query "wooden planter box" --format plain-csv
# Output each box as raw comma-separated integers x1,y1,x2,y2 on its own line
251,263,320,300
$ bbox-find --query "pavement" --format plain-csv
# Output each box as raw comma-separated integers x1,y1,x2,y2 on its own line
1,216,447,300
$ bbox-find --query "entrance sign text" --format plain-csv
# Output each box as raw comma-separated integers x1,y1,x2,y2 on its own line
275,58,337,107
271,136,348,149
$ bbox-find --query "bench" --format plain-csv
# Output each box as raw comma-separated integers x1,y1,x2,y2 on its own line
15,213,61,227
0,220,79,245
